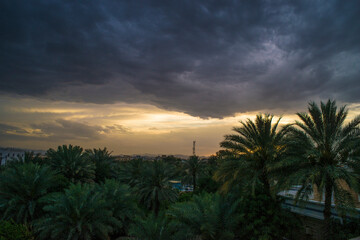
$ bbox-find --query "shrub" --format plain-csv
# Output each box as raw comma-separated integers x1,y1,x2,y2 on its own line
0,220,33,240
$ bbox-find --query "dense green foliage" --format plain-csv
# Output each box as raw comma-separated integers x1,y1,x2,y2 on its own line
0,220,33,240
85,148,117,182
129,213,179,240
215,114,288,196
46,145,95,183
135,160,178,216
0,163,60,226
168,193,241,240
0,99,359,240
118,158,145,187
96,179,138,236
329,218,360,240
35,183,120,240
236,194,299,240
280,100,360,239
182,155,206,191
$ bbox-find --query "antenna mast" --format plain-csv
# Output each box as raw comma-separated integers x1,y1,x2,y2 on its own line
193,141,196,156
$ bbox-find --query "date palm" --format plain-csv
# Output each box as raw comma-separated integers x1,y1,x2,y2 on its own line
281,100,360,240
118,158,145,187
128,213,180,240
96,179,138,236
0,163,59,227
136,160,178,216
35,183,120,240
85,148,117,182
168,193,240,240
215,114,288,196
46,145,95,183
182,155,205,191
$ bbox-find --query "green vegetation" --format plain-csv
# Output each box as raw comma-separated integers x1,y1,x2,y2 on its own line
0,220,33,240
46,145,95,183
85,147,117,182
0,100,359,240
35,183,119,240
182,155,206,191
129,213,178,240
0,163,60,227
135,160,178,216
168,193,240,240
215,114,288,196
280,100,360,239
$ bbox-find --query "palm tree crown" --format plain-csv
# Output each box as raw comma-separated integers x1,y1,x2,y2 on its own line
283,100,360,239
46,145,95,183
0,163,59,226
182,155,206,191
35,183,120,240
215,114,288,196
136,160,178,216
85,147,117,183
168,193,240,240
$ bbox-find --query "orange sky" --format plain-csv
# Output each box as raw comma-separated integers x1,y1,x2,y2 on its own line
2,96,360,156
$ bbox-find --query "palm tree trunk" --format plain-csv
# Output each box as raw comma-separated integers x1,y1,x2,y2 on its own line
154,192,159,217
323,180,332,240
261,167,271,197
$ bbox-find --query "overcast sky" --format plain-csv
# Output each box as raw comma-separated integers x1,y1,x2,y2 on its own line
1,0,360,155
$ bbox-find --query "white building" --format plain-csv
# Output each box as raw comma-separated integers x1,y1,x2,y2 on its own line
0,148,26,165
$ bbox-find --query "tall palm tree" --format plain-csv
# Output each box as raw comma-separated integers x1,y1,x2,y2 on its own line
215,114,288,196
281,100,360,240
168,193,241,240
35,183,120,240
96,179,138,236
85,148,117,182
46,145,95,183
0,163,59,227
136,160,178,216
118,158,145,187
182,155,205,191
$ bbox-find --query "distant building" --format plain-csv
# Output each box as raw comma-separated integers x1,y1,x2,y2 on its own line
114,155,133,161
0,147,45,165
279,184,360,240
0,148,25,165
279,182,360,208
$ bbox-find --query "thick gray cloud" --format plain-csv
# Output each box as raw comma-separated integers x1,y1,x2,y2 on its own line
1,0,360,118
0,119,130,142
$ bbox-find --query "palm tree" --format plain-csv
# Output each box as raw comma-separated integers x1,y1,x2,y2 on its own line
85,148,117,182
35,183,120,240
182,155,205,191
215,114,288,196
136,160,178,216
128,213,180,240
46,145,95,183
96,179,138,236
117,158,145,187
168,193,241,240
0,163,59,227
281,100,360,239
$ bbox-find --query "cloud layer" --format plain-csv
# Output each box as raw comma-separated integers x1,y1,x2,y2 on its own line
1,0,360,118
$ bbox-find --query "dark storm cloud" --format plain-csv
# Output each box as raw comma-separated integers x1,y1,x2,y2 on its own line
0,123,29,135
0,120,130,142
1,0,360,117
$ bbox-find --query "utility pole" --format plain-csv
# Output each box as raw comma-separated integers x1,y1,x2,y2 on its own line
193,141,196,156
